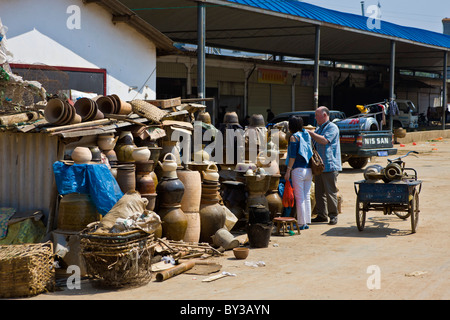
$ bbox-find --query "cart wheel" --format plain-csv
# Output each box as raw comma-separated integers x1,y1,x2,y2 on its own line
393,210,411,220
356,196,366,231
410,191,419,233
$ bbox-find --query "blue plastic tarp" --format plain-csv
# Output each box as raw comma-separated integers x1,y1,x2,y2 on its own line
52,162,124,216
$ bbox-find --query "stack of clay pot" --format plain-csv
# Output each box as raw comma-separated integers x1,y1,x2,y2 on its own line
177,168,202,243
156,153,187,241
199,163,226,244
94,94,132,115
114,131,136,193
44,98,81,126
74,97,104,122
134,147,158,211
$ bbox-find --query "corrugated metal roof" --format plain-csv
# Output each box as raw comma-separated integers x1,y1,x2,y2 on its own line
225,0,450,50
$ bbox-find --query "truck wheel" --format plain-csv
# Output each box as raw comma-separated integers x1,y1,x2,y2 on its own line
348,157,369,169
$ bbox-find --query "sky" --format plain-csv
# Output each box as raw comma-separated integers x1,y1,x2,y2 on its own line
302,0,450,33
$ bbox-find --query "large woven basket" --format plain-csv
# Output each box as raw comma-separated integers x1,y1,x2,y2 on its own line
130,100,167,123
0,242,55,298
80,230,156,288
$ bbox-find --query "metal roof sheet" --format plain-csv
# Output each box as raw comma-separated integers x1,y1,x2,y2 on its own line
225,0,450,49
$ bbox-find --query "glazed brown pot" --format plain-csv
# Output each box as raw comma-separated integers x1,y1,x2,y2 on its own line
199,202,226,244
158,206,188,241
136,173,156,194
156,177,185,209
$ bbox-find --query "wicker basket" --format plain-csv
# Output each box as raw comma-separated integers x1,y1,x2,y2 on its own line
0,242,55,298
80,230,156,288
130,100,167,123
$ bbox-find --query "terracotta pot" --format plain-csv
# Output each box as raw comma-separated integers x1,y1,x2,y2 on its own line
74,98,95,121
177,169,202,213
135,160,155,173
199,202,226,244
158,206,188,241
116,164,136,193
57,193,100,231
136,172,156,194
183,211,201,243
112,94,132,115
44,98,72,125
196,111,211,124
95,96,116,115
97,134,119,151
266,192,283,219
156,177,185,209
71,147,92,164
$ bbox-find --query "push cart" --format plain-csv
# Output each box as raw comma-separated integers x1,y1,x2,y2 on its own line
353,151,422,233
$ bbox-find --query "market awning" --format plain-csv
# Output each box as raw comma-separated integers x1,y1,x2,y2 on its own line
115,0,450,72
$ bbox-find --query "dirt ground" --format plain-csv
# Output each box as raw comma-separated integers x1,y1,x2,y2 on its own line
28,137,450,301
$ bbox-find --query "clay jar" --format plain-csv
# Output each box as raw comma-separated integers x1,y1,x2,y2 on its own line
71,147,92,164
177,169,202,213
155,176,185,209
116,164,136,193
266,174,283,219
115,131,136,163
199,202,226,244
158,206,188,241
132,147,151,162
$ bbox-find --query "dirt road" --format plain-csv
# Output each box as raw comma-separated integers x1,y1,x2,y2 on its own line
29,137,450,301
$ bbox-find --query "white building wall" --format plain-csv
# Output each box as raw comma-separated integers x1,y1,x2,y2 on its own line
0,0,157,100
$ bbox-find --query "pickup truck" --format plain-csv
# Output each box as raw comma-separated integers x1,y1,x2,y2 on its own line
268,110,397,169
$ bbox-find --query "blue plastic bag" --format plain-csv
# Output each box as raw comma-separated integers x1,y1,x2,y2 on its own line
52,162,124,216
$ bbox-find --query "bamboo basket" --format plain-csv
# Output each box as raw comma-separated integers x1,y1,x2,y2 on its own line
130,99,167,123
0,242,55,298
80,229,156,288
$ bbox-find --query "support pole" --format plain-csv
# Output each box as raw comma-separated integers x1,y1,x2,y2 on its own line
291,74,297,112
197,2,206,103
442,51,448,130
389,40,396,131
313,25,321,109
